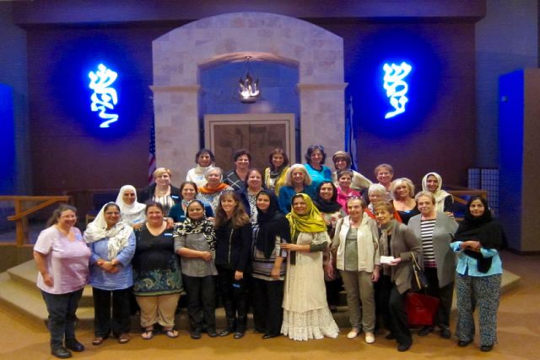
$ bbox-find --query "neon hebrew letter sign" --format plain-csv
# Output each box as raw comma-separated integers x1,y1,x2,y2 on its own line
89,64,119,128
383,62,412,119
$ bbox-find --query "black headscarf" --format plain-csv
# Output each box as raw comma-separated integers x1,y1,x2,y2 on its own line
255,190,291,259
313,181,342,213
453,196,507,272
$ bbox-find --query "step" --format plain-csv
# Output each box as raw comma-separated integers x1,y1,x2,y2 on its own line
0,260,521,332
0,272,95,328
8,260,94,307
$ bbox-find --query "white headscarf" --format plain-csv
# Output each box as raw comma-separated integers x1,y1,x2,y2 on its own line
115,185,146,226
422,172,451,212
84,202,133,260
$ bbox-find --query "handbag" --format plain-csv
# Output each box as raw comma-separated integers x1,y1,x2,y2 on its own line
410,252,428,291
406,292,440,327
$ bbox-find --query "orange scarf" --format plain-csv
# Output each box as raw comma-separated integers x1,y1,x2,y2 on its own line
198,183,229,194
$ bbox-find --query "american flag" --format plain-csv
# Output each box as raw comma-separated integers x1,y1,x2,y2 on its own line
345,96,358,170
148,118,156,184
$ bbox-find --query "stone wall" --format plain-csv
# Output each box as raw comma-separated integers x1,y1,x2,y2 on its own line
152,12,346,179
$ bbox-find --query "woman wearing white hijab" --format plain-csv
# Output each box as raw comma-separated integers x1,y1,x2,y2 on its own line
84,202,136,345
421,172,454,214
116,185,146,228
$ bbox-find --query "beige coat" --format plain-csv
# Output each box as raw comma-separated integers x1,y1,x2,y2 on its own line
332,213,380,272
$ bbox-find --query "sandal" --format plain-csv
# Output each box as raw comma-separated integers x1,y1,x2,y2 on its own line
118,333,130,344
164,329,179,338
141,328,154,340
92,337,104,346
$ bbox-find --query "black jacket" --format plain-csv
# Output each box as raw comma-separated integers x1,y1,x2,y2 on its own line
214,220,252,273
138,184,182,205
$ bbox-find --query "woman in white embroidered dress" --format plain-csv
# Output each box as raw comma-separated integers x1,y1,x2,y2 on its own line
280,193,339,341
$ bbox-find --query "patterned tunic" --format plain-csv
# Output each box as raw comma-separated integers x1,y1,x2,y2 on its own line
133,225,183,296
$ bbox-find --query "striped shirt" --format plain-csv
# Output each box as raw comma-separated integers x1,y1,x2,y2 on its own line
251,224,287,281
420,219,437,268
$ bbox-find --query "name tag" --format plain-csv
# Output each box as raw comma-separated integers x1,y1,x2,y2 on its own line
163,232,173,237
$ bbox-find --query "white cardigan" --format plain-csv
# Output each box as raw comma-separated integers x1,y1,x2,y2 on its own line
331,213,381,272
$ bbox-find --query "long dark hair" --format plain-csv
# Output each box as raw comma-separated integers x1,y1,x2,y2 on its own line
268,148,290,171
214,191,250,229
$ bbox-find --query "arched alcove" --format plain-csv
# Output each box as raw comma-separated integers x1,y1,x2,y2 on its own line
151,12,346,177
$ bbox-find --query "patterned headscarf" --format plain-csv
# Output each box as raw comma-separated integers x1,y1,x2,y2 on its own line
174,200,216,254
84,202,133,260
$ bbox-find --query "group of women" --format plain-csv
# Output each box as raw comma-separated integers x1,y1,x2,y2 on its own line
34,146,506,358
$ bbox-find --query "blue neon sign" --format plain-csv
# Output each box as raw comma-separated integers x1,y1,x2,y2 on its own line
89,64,119,128
383,62,412,119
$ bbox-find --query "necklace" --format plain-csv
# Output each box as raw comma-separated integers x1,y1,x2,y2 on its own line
156,186,169,196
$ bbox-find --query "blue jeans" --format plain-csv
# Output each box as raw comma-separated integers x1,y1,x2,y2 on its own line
41,289,83,349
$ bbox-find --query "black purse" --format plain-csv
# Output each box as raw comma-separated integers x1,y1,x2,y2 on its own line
410,252,428,291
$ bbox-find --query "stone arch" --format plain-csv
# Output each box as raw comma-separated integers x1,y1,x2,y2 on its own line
151,12,346,178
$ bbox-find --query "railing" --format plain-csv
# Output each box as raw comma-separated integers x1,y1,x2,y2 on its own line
448,188,488,205
0,196,70,246
447,187,489,220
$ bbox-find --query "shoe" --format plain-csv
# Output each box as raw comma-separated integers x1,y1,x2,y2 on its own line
164,329,179,338
233,331,245,339
480,345,493,352
365,332,375,344
262,334,280,339
92,337,105,346
397,343,411,352
458,339,473,347
440,328,452,339
347,328,360,339
418,326,433,337
65,339,84,352
51,347,72,359
219,329,233,337
191,329,202,340
385,332,396,340
118,334,130,344
207,329,218,338
141,328,154,340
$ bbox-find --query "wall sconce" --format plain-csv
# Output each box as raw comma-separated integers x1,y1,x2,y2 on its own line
238,56,261,103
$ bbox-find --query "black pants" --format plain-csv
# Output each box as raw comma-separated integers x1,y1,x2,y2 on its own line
424,267,454,329
389,285,412,346
252,277,284,336
217,266,248,332
375,274,392,332
41,289,83,349
182,274,216,331
376,275,412,346
325,277,343,307
92,287,131,338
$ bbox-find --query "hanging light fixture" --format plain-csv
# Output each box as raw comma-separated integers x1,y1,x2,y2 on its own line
238,56,261,103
